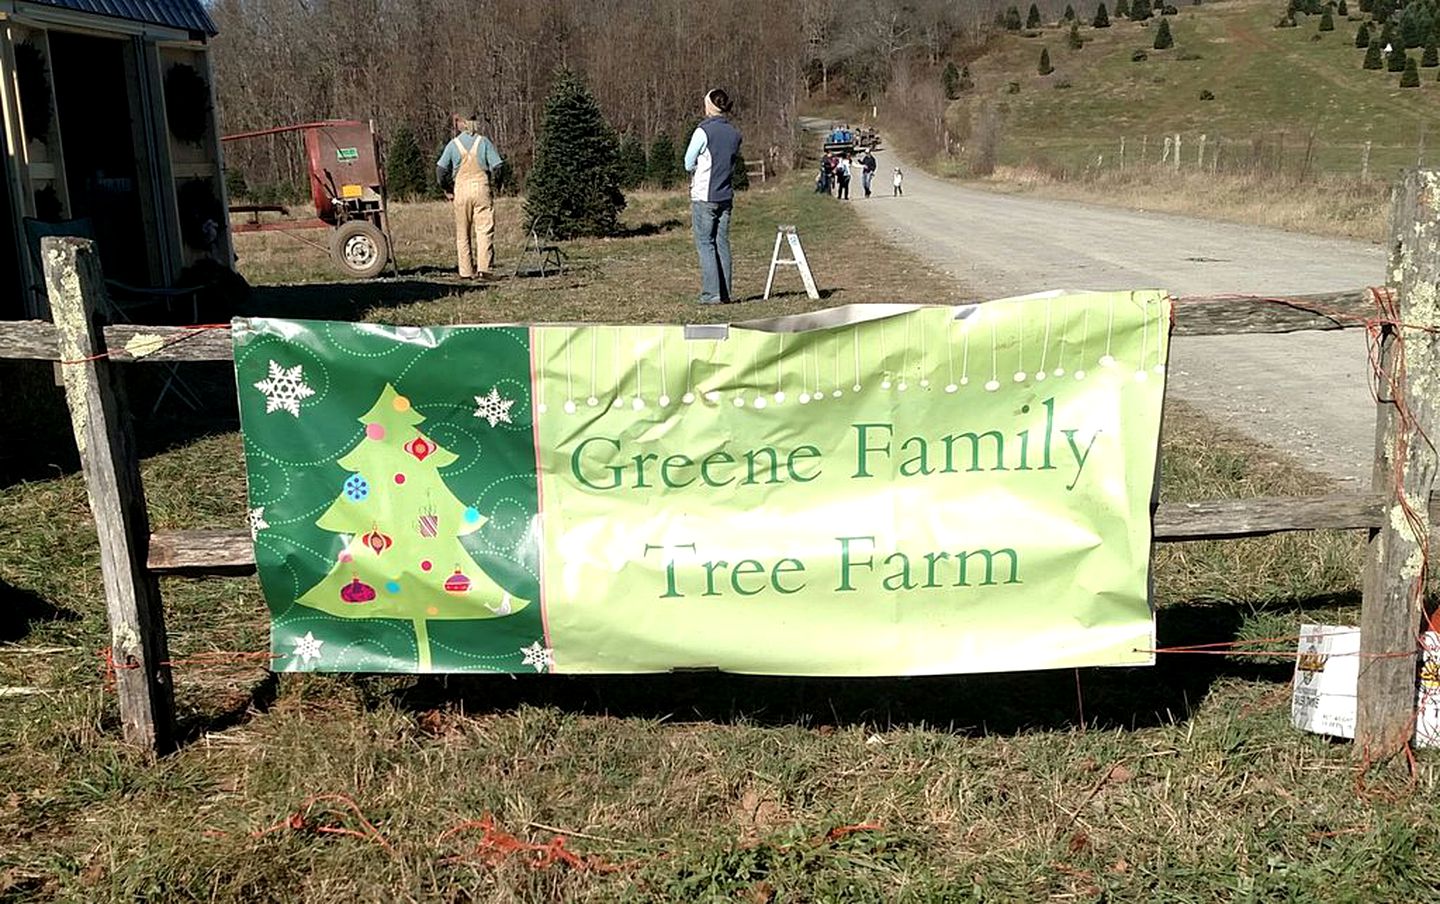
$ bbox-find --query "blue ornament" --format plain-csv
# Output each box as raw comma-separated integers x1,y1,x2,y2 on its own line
385,581,401,594
344,474,370,501
463,506,480,524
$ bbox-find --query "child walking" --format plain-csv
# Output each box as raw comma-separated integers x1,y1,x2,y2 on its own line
892,167,904,197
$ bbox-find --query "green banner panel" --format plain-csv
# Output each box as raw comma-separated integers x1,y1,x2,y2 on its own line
234,291,1169,675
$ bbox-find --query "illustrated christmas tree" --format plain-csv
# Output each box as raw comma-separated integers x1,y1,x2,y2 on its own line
296,383,529,671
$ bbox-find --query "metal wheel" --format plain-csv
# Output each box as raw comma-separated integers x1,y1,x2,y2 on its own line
330,220,389,279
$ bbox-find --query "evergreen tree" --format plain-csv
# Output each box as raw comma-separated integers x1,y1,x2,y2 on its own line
524,69,626,238
1005,6,1024,30
1399,6,1426,47
1358,0,1372,12
1154,16,1174,46
1337,0,1348,15
1115,0,1130,16
1400,55,1421,84
1388,44,1408,70
1064,4,1077,20
1364,37,1385,67
1039,46,1054,73
1380,20,1396,47
384,125,428,201
1069,21,1085,47
1319,8,1334,30
1130,0,1151,21
1093,2,1111,26
960,64,975,90
1355,21,1371,47
943,60,962,98
1423,37,1439,66
1027,3,1043,27
617,132,648,190
732,149,750,191
647,132,680,188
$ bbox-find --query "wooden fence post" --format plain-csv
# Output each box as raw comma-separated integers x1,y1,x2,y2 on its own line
43,237,174,755
1357,171,1440,763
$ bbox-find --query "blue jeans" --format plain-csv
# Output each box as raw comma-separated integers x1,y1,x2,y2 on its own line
691,200,733,303
862,170,874,196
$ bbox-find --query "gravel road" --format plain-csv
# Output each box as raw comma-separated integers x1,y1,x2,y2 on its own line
829,136,1388,484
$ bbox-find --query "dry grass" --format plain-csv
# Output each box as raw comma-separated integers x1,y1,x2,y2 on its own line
963,164,1390,242
231,183,968,327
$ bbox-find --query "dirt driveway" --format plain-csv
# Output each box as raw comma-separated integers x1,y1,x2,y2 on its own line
832,138,1387,484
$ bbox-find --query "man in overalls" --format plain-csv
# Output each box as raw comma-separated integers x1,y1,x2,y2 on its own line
436,112,504,279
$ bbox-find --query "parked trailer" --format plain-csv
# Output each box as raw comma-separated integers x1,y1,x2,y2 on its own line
221,120,397,279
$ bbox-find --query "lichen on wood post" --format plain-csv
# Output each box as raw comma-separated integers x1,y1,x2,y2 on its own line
44,237,175,755
1358,170,1440,764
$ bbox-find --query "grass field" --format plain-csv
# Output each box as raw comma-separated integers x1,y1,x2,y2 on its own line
957,0,1440,177
2,180,1434,901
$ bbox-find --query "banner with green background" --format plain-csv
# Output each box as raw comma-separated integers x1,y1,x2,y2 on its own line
234,291,1170,675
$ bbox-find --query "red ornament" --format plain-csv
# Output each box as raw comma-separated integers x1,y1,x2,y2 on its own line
341,577,376,604
361,527,393,555
404,436,435,462
444,569,472,593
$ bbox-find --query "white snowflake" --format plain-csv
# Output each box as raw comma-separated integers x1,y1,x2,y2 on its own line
248,506,269,540
292,631,324,665
520,640,554,673
254,361,315,418
473,386,517,427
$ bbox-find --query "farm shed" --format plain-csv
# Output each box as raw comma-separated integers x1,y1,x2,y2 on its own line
0,0,231,320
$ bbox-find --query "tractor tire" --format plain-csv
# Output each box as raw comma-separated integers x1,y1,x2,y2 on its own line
330,220,389,279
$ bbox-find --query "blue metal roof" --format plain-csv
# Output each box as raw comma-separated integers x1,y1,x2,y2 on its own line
23,0,217,35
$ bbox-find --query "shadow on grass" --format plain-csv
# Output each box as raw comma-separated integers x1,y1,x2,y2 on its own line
372,602,1301,737
178,672,280,746
243,278,467,321
614,218,685,238
0,579,81,643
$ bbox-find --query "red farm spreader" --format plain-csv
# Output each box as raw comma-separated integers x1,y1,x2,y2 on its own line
222,120,397,279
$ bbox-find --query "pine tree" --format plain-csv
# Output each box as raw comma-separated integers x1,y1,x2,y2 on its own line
647,132,680,189
1380,21,1396,48
1069,21,1085,47
296,385,532,672
1005,6,1024,30
960,64,975,90
1027,3,1043,28
1154,16,1174,47
1130,0,1151,21
524,69,626,238
732,149,750,191
1364,37,1385,67
1095,1,1112,25
1039,46,1054,73
1400,6,1426,47
1358,0,1372,11
1115,0,1130,17
943,60,962,98
1319,8,1334,30
1355,21,1371,47
1400,55,1421,84
1423,37,1439,67
384,126,428,201
1388,44,1408,71
1337,0,1348,15
1064,4,1077,20
618,132,648,190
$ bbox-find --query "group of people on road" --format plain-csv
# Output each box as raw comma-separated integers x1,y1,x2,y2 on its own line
815,151,902,200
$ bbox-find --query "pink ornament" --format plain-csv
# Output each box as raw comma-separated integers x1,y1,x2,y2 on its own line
444,569,472,593
420,560,433,572
394,473,406,485
340,577,376,604
366,423,386,441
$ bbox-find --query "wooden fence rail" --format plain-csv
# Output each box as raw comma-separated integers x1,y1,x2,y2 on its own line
4,170,1437,759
